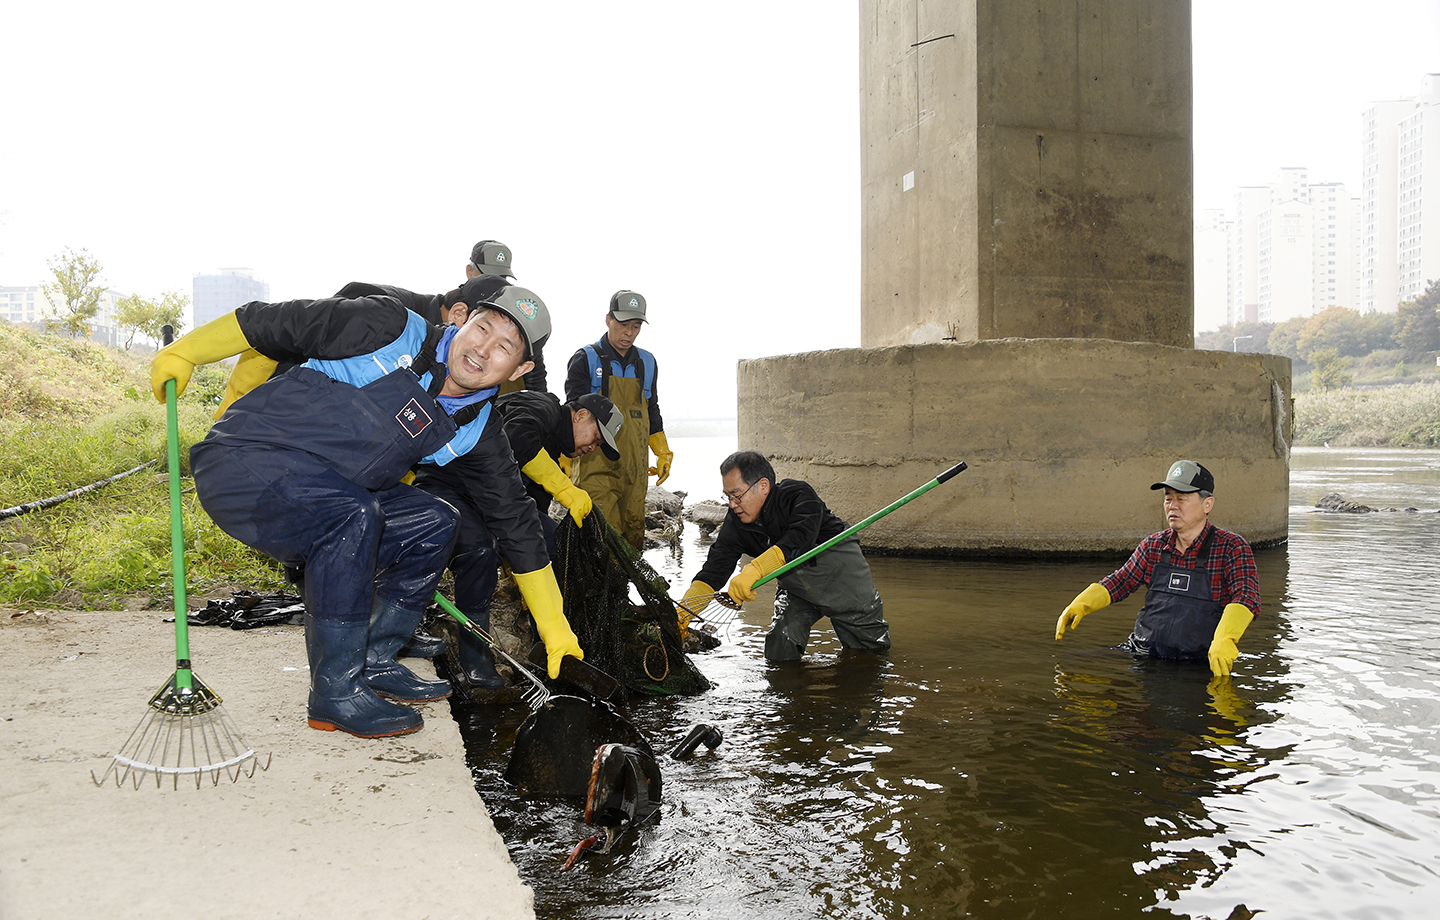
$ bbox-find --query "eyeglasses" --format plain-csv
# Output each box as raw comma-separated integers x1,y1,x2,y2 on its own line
722,482,756,507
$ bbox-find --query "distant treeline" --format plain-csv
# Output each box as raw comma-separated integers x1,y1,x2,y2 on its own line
1197,278,1440,366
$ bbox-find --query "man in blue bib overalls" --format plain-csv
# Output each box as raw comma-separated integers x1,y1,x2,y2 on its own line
150,279,583,738
1054,460,1260,677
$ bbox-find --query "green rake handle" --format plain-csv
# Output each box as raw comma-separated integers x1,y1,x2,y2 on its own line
161,325,193,691
749,461,967,591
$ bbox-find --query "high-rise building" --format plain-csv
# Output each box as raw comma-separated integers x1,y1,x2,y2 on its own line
1310,182,1362,312
1257,194,1314,324
1362,75,1440,311
1396,74,1440,303
192,268,269,327
1221,169,1361,328
1230,186,1271,325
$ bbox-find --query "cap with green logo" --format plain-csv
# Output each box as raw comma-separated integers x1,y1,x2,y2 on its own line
459,279,550,358
1150,460,1215,494
608,289,648,324
468,240,515,279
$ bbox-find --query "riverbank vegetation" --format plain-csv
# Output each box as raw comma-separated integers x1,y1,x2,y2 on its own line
0,322,284,607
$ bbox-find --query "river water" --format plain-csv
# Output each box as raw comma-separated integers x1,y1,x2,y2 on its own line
453,442,1440,919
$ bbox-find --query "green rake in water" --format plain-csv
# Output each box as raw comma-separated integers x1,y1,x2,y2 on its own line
682,461,968,631
93,325,269,790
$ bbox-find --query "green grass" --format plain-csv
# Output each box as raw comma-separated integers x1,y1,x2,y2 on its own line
1293,381,1440,447
0,324,284,608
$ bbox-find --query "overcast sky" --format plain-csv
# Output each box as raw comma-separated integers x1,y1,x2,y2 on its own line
2,1,1438,420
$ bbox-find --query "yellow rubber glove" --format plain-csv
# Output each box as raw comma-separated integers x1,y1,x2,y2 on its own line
676,580,715,635
648,431,673,485
213,347,280,419
512,563,583,678
521,449,593,526
150,312,252,402
1208,603,1254,677
1055,582,1112,641
727,545,786,603
558,453,573,477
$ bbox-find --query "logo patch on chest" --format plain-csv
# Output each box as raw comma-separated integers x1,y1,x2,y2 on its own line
1167,572,1192,592
396,399,434,438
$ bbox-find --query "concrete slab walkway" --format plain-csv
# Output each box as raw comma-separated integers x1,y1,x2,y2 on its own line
0,608,535,920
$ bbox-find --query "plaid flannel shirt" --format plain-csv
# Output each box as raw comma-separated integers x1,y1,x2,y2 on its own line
1100,520,1261,615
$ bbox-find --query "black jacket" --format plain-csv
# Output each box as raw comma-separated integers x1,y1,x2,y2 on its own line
494,390,575,512
695,479,847,589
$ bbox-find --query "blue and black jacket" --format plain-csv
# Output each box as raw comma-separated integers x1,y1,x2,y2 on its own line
212,295,549,573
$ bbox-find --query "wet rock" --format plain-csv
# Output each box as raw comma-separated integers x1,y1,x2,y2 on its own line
644,486,685,545
684,500,728,535
1315,492,1374,513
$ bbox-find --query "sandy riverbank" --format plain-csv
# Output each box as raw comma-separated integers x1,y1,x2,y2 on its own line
0,608,534,920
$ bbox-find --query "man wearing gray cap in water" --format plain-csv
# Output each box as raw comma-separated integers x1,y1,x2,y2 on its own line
1054,460,1260,677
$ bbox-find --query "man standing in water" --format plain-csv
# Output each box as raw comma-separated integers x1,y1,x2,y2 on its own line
1054,460,1259,677
564,290,672,550
676,451,890,662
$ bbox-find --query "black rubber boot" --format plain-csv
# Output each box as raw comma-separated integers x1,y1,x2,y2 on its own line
455,611,505,691
399,631,446,659
305,615,423,737
364,597,453,702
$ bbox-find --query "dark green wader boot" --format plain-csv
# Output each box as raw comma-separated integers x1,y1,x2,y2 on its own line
305,615,423,737
363,597,453,702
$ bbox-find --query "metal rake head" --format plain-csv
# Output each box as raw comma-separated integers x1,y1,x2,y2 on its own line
92,672,271,790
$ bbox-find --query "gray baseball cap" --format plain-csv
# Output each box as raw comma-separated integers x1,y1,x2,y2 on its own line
574,393,623,461
460,279,549,358
468,240,515,279
1150,460,1215,494
609,290,648,323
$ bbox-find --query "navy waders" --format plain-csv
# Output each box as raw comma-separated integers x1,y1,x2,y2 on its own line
1124,530,1224,661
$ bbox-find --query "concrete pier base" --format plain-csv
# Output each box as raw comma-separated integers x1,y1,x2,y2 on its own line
739,339,1291,554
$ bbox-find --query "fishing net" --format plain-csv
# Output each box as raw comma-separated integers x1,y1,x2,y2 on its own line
554,508,710,699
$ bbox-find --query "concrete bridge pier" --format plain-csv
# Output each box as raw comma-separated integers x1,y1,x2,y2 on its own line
739,0,1291,553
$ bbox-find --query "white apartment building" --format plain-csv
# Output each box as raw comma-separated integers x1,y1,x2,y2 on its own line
1362,74,1440,311
1230,186,1271,325
1218,168,1362,329
1257,196,1315,324
1310,182,1362,312
1,284,125,345
1396,74,1440,302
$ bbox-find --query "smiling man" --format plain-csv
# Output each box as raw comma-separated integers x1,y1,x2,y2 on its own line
1054,460,1260,677
151,277,583,739
676,450,890,662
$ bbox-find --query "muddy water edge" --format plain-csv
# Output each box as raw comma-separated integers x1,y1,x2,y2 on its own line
452,443,1440,919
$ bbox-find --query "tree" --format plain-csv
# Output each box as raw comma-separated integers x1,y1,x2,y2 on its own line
42,247,104,338
1267,316,1308,361
114,290,188,349
1297,306,1368,361
1395,279,1440,362
1310,348,1352,392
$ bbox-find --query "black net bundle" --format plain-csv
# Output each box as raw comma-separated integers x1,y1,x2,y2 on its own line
554,508,710,698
